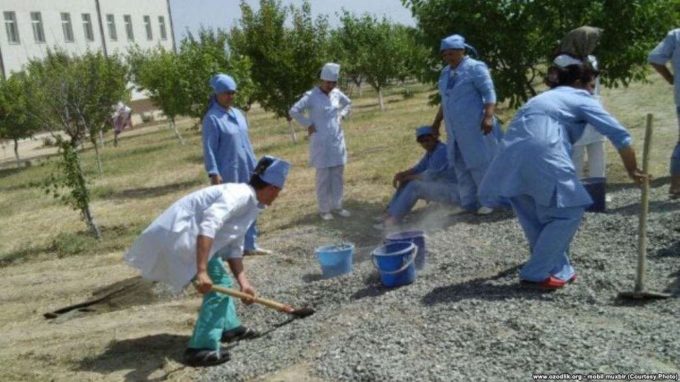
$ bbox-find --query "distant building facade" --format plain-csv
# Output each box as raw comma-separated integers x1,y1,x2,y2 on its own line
0,0,175,100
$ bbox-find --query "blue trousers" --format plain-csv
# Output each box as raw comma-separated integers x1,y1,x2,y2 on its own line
387,180,458,219
244,220,258,251
188,256,241,350
451,141,488,211
510,195,584,282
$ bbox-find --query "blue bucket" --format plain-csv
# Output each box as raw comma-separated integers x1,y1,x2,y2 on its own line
582,177,606,212
371,241,417,288
384,230,427,270
315,243,354,278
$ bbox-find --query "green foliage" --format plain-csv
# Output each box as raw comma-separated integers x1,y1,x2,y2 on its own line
231,0,329,118
403,0,679,107
0,73,42,163
178,28,255,115
42,137,100,238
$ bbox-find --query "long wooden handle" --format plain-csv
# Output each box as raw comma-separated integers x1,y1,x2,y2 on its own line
635,113,653,292
210,285,289,312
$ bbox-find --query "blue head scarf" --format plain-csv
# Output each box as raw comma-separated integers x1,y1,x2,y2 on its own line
440,34,478,57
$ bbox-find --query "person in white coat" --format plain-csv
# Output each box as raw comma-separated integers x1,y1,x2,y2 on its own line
289,63,352,221
124,156,290,367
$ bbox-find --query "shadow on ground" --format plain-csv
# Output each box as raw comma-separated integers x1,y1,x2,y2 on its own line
419,265,560,305
111,179,202,200
77,333,189,382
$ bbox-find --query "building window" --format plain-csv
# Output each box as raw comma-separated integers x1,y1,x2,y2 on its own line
31,12,45,43
82,13,94,41
61,12,74,42
143,15,152,40
106,14,117,41
158,16,167,40
4,11,19,44
124,15,134,41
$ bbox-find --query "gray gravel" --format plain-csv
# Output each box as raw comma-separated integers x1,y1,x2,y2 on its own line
199,182,680,381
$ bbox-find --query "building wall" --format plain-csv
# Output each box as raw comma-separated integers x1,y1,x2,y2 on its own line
0,0,174,81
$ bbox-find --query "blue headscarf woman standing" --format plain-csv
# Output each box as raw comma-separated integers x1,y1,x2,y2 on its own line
431,34,502,215
478,55,647,289
202,73,269,256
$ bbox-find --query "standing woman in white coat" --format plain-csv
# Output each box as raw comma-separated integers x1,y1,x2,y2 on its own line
289,63,352,221
125,156,290,367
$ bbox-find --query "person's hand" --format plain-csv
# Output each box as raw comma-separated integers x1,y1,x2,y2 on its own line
629,168,651,187
307,124,316,136
481,115,494,135
210,174,222,185
195,271,213,294
392,173,401,188
239,280,256,305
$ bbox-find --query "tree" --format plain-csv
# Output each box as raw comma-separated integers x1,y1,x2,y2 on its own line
230,0,329,141
335,12,412,110
0,73,42,167
128,46,187,144
24,50,122,238
403,0,679,107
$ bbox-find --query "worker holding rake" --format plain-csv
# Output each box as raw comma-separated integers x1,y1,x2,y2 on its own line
125,156,290,367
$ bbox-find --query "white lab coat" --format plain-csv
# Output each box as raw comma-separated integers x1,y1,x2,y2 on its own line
124,183,262,291
289,87,351,168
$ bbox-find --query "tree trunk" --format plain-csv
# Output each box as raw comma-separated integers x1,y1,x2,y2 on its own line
82,195,101,239
93,139,103,175
378,88,385,111
13,138,20,168
170,119,185,145
287,119,297,143
98,130,105,147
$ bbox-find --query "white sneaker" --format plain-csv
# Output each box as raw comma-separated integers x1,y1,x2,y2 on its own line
333,209,351,218
320,212,334,221
476,206,494,215
243,247,273,256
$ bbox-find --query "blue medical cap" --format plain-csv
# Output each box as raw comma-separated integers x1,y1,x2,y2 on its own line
259,156,291,189
440,34,466,51
416,125,434,138
210,73,237,93
440,34,478,57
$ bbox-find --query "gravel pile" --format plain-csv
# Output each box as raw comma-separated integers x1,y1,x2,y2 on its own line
201,183,680,381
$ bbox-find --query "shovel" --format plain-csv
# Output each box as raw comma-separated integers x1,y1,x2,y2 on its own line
619,113,671,300
209,285,315,318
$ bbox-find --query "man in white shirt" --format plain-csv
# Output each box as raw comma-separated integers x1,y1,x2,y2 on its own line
125,156,290,367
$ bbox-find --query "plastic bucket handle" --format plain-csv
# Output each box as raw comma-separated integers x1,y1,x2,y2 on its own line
371,243,417,275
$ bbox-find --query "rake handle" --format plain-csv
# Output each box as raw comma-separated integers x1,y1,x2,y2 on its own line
210,285,290,313
635,113,653,293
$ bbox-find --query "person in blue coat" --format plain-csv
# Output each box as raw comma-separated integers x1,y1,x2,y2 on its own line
374,126,459,229
202,73,270,256
431,34,502,215
648,28,680,199
478,55,647,289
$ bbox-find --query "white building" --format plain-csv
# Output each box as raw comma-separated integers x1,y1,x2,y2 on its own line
0,0,175,101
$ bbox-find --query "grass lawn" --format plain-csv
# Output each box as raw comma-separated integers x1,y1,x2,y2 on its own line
0,75,676,381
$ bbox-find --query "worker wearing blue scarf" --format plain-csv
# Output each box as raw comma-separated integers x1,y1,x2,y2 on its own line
202,73,269,256
478,56,646,289
432,34,502,215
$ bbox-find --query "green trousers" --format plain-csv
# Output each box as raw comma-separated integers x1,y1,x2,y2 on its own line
188,256,241,350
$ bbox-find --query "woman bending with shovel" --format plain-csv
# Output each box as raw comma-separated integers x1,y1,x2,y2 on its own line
478,55,647,289
125,156,290,367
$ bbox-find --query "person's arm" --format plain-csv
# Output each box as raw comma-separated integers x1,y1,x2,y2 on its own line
431,106,444,138
202,116,222,185
651,63,674,85
338,91,352,119
227,257,255,304
289,92,315,135
472,63,498,135
194,235,214,294
618,145,647,186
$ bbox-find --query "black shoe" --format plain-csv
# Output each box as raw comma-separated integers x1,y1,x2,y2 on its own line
221,326,260,343
184,348,230,367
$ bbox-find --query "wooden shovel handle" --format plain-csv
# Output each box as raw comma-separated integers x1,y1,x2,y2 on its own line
210,285,289,312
